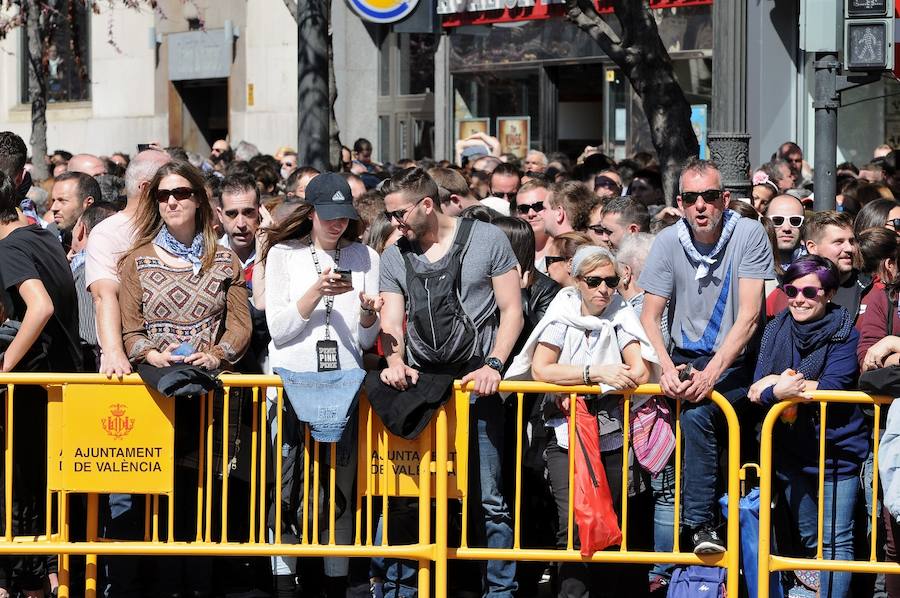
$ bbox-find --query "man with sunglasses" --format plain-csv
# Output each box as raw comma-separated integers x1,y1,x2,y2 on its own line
764,194,807,272
587,196,650,251
489,162,521,206
513,179,552,272
639,158,776,555
379,167,523,598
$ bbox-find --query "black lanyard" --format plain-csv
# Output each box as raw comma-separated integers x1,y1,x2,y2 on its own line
308,237,341,340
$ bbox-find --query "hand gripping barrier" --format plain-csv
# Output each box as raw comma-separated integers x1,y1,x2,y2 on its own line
0,374,741,598
756,390,900,598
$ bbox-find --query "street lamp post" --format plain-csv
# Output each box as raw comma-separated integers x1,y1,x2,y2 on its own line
709,0,751,198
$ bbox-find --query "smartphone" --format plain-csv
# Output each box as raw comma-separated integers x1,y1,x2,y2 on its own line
172,342,195,357
137,143,152,152
678,363,694,382
334,268,352,283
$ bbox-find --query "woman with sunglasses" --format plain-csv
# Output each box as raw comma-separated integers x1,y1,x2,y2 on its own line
749,254,863,598
853,198,900,238
118,160,251,596
506,246,660,597
261,173,381,598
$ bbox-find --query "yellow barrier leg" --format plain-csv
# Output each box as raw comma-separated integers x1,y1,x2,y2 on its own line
56,492,69,598
435,407,448,598
85,493,99,598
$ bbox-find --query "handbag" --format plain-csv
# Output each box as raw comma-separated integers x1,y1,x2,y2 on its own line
572,396,622,557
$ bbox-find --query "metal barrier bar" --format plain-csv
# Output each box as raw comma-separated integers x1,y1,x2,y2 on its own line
450,382,741,598
757,392,900,598
0,374,748,598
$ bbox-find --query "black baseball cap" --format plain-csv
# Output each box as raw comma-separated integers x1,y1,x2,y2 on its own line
305,172,359,220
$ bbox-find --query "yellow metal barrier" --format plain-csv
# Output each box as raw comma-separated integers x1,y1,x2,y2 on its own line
757,391,898,598
451,382,742,598
0,374,742,598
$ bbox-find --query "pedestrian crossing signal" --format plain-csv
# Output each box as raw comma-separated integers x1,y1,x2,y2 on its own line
844,0,895,70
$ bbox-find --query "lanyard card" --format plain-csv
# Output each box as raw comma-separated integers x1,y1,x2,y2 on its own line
316,339,340,372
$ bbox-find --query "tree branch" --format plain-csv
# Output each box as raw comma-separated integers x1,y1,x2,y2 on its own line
565,0,624,61
282,0,298,23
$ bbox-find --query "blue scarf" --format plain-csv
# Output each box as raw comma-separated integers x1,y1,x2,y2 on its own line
676,209,740,280
153,226,204,275
757,304,853,380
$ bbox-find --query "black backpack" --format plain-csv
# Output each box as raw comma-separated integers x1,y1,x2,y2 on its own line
399,218,480,367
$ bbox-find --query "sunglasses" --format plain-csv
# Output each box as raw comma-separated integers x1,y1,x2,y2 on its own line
680,189,723,206
581,275,620,289
587,224,613,236
516,201,545,215
770,215,805,228
493,191,518,202
594,175,621,192
384,196,427,223
783,285,824,299
886,218,900,230
155,187,195,202
545,255,567,267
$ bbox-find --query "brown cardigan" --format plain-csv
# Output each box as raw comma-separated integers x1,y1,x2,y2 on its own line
118,243,251,365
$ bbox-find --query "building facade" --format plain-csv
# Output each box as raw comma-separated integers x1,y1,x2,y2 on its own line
0,0,894,170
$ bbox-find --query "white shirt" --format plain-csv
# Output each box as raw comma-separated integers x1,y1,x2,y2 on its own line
264,239,380,371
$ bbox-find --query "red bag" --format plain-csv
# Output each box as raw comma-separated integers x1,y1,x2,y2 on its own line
572,396,622,557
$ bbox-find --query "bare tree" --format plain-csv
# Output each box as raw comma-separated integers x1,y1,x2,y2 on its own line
566,0,698,204
1,0,160,181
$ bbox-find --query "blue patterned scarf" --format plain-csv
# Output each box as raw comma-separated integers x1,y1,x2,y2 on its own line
676,209,740,280
153,226,204,274
757,304,853,381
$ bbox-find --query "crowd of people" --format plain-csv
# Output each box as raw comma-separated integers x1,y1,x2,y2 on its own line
2,129,900,598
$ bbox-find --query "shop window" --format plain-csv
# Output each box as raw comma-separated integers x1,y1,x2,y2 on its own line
20,0,91,104
453,70,540,150
380,32,438,97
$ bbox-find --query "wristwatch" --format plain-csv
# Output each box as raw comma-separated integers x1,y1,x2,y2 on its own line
484,356,503,372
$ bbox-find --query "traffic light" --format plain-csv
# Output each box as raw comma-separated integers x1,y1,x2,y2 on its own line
844,0,895,70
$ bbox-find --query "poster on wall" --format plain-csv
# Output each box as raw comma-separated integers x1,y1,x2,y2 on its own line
497,117,531,159
691,105,708,159
457,118,490,141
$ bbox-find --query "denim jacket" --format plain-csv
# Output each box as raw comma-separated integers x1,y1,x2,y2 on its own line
274,367,365,442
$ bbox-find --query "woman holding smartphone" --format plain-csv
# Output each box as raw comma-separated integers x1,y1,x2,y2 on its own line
262,173,381,598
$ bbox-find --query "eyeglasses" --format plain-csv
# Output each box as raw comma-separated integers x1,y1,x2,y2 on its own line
515,201,545,215
155,187,195,203
594,176,621,192
886,218,900,231
783,285,824,299
493,191,518,202
680,189,723,206
770,215,805,228
581,275,620,289
545,255,567,267
384,196,427,223
587,224,613,236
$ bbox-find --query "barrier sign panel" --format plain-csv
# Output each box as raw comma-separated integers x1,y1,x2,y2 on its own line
49,385,175,494
359,392,468,499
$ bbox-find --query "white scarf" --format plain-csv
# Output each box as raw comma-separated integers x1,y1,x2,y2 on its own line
675,209,740,280
505,287,660,391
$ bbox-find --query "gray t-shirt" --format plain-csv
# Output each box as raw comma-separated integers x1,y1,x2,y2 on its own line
638,217,776,355
380,219,518,366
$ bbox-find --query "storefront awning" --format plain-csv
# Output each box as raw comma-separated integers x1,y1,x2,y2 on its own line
439,0,713,28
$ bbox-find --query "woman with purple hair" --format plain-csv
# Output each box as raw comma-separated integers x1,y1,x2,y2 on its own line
748,254,863,598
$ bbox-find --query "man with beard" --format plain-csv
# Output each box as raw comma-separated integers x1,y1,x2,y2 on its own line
50,171,100,252
639,158,775,554
379,167,522,598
